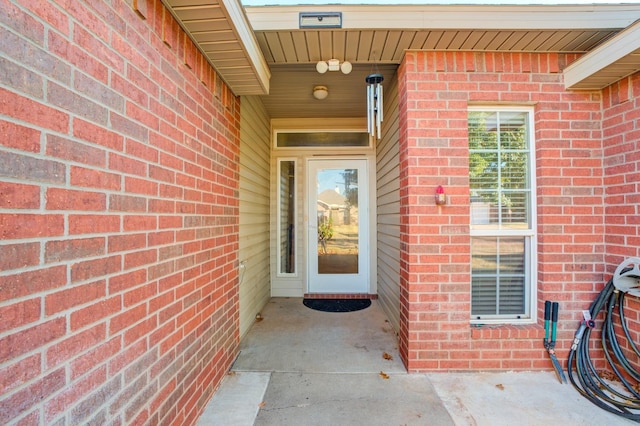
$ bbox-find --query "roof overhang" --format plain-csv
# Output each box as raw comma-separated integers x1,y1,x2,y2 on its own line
564,19,640,90
246,4,640,32
162,0,270,96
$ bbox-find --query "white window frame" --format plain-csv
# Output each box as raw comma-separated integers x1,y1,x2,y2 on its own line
468,106,537,325
277,158,297,277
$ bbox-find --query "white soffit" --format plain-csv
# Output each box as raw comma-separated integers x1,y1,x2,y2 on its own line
564,20,640,90
163,0,270,96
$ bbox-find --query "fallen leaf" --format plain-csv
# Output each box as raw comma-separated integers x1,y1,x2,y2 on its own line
382,352,393,361
495,384,504,390
258,401,266,408
227,371,236,376
379,371,390,379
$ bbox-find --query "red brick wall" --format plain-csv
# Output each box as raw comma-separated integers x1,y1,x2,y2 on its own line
603,72,640,266
602,72,640,360
398,51,605,372
0,1,240,424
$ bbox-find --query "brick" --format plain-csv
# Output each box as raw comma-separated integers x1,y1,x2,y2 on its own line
0,354,41,394
70,337,120,380
0,1,44,44
0,119,41,152
45,366,107,423
0,242,39,270
70,376,121,425
70,255,121,282
124,248,158,269
45,237,106,263
47,81,108,125
0,56,44,99
46,323,106,368
0,369,65,425
46,188,106,211
110,112,149,143
45,280,106,315
0,318,66,364
110,304,147,335
0,266,67,303
69,214,120,234
73,117,124,151
71,165,121,190
1,213,64,239
71,293,120,330
0,150,65,184
0,298,41,334
46,134,106,167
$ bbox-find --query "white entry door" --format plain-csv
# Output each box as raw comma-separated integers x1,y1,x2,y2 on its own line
307,159,369,293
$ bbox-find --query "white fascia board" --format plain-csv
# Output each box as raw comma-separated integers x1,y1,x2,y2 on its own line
221,0,271,94
564,19,640,90
245,4,640,31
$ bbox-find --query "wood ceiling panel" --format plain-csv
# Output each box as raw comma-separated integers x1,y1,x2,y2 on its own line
278,32,298,63
356,31,374,62
448,31,472,50
192,30,236,43
264,32,285,63
318,31,333,59
168,0,217,6
332,31,347,61
407,31,428,50
173,5,225,21
422,31,444,49
381,31,402,62
371,31,389,62
394,31,417,60
536,31,571,50
291,32,310,63
255,33,273,63
484,31,513,50
435,31,457,50
305,32,321,62
182,19,229,33
345,31,360,61
460,31,485,50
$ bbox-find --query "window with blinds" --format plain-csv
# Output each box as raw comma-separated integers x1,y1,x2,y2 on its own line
468,108,536,323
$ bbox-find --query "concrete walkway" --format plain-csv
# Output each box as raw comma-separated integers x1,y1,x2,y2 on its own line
198,298,634,425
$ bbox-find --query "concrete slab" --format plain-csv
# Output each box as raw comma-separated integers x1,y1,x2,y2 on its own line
233,298,405,374
197,372,270,426
198,299,636,425
255,372,455,426
428,371,636,426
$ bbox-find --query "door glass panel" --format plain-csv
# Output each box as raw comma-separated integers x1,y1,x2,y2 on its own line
279,160,295,274
316,168,358,274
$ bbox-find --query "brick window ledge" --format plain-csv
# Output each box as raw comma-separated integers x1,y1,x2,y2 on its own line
471,323,544,340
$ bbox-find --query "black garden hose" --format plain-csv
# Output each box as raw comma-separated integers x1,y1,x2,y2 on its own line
567,276,640,422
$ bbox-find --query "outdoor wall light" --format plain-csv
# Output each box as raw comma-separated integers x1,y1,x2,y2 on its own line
313,85,329,100
435,185,447,205
299,12,342,29
316,59,352,75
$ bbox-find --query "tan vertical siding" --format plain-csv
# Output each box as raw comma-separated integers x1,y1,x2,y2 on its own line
239,96,271,338
376,73,401,333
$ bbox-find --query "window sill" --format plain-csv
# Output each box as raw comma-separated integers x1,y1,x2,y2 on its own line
470,323,544,340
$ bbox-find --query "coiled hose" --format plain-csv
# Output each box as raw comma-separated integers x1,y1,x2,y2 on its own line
567,276,640,422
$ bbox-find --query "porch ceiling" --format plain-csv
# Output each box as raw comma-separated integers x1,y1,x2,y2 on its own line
164,2,640,118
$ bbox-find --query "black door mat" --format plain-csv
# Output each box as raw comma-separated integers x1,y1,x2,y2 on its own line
303,298,371,313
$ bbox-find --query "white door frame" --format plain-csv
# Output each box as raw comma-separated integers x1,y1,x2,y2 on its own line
306,158,371,294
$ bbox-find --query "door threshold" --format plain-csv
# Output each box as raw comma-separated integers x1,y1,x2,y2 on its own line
303,293,378,299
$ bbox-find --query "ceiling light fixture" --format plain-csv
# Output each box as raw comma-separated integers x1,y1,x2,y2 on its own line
313,85,329,100
316,59,352,75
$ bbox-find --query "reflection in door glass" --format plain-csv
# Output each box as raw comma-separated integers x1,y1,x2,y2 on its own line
316,168,358,274
279,161,295,274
